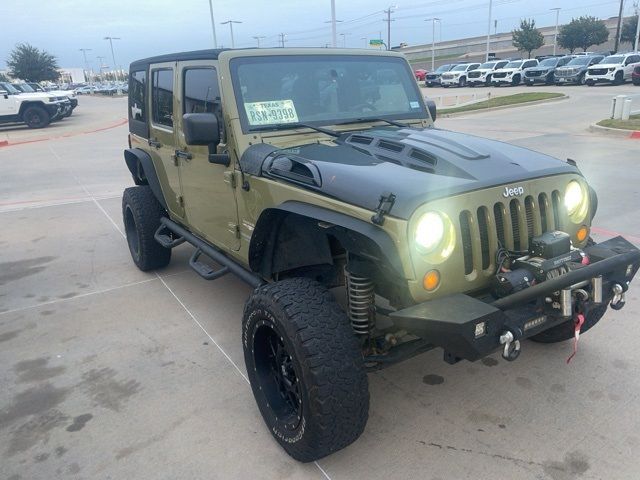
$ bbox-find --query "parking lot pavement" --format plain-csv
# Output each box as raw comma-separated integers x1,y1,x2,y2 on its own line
1,93,639,479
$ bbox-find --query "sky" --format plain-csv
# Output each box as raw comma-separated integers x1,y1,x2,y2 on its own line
0,0,636,71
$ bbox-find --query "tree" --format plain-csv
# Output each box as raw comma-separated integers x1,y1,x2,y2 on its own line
557,16,609,53
512,19,544,58
6,43,60,82
621,15,639,47
0,72,9,82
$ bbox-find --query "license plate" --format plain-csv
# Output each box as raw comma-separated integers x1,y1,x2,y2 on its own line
558,78,566,83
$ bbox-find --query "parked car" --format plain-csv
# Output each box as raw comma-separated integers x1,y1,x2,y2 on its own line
554,55,604,85
424,63,458,87
27,82,78,117
121,46,640,463
467,60,509,87
585,53,640,85
74,86,97,95
633,66,640,85
414,69,428,81
524,56,574,85
491,59,538,86
0,81,66,128
440,63,481,87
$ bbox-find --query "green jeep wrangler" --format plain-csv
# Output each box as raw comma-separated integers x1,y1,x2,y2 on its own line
122,48,639,462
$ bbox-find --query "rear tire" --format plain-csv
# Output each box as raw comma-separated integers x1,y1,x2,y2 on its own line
529,304,608,343
22,105,50,129
243,278,369,462
122,186,171,271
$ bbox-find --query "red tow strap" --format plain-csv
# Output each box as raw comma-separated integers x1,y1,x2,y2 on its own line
566,313,585,364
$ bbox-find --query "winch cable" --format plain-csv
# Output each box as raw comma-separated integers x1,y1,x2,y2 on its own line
566,313,586,364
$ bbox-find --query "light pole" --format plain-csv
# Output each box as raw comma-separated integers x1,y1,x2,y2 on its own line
550,8,561,55
208,0,218,48
96,56,106,82
221,20,242,48
79,48,92,84
635,4,640,52
253,35,266,48
340,32,351,48
330,0,338,48
383,6,397,50
485,0,493,61
279,33,287,48
104,36,120,81
425,18,440,71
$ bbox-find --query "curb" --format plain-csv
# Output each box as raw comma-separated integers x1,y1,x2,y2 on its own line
588,123,640,139
439,94,568,118
0,118,127,148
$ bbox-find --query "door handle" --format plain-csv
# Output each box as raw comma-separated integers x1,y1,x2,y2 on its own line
175,149,193,160
148,139,161,148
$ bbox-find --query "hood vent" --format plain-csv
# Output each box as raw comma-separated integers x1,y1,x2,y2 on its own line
348,134,374,145
378,139,404,152
409,148,437,167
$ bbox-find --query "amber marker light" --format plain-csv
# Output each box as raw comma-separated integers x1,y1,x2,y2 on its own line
576,226,589,243
423,270,441,291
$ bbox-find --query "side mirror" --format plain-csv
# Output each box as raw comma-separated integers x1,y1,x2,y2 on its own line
426,99,437,122
0,90,8,97
183,113,220,146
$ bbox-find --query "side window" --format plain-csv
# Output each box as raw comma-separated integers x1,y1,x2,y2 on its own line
129,70,146,121
183,68,220,114
152,69,174,128
524,61,536,69
630,56,640,64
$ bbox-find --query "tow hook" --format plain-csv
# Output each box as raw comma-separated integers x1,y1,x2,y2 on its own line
610,283,626,311
499,331,521,361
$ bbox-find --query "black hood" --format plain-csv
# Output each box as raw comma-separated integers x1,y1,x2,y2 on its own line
244,127,579,219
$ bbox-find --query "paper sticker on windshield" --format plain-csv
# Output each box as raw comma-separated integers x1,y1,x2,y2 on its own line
410,101,420,109
244,100,298,125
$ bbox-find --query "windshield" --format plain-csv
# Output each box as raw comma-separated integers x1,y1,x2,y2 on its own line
567,57,591,66
15,83,36,93
539,58,559,67
451,64,468,71
231,55,426,131
479,62,497,69
435,64,452,72
0,82,20,94
505,61,522,68
28,83,44,91
602,55,624,64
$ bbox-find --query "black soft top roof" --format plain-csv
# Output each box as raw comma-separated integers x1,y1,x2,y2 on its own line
129,49,230,71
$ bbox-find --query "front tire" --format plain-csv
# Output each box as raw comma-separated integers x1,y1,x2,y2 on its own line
243,278,369,462
122,186,171,271
22,105,50,129
512,75,521,86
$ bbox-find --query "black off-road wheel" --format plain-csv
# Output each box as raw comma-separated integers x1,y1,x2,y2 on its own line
529,304,608,343
122,186,171,271
243,278,369,462
22,105,50,129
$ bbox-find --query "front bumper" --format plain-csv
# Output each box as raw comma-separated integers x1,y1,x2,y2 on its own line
391,236,639,363
586,72,616,83
440,77,460,86
425,76,442,86
524,74,550,84
493,76,514,84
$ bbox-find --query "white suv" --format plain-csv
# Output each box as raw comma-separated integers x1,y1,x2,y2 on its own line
491,59,539,86
440,63,481,87
467,60,510,87
585,53,640,85
0,82,65,128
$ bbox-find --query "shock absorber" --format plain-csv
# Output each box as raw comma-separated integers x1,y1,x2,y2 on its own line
345,269,375,335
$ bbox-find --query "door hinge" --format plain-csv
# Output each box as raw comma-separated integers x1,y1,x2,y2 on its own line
178,195,184,207
224,171,237,189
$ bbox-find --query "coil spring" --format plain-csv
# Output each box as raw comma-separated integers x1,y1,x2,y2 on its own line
346,271,375,335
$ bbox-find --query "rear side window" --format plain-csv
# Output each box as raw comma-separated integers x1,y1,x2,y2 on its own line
129,70,146,121
152,69,174,128
523,60,537,68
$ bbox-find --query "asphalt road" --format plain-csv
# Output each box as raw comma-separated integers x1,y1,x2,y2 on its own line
1,86,639,480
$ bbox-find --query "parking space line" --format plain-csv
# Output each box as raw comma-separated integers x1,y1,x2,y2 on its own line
0,194,121,214
47,143,333,478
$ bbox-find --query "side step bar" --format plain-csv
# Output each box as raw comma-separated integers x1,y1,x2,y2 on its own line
155,217,265,289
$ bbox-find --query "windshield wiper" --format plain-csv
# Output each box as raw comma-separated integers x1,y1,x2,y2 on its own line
336,117,410,128
249,122,340,138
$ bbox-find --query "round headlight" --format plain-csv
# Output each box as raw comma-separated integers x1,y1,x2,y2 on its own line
415,212,444,252
564,180,589,223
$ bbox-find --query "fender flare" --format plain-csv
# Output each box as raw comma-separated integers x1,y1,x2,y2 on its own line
123,148,168,211
248,201,405,278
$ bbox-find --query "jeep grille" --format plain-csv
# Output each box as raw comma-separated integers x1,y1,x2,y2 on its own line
458,192,562,277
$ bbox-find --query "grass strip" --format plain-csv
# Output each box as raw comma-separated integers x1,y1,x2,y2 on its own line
596,114,640,131
439,92,565,114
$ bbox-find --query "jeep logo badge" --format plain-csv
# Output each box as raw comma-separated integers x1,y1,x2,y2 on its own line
502,186,524,198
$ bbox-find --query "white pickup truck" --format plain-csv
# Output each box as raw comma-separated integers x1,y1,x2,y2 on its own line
585,53,640,85
0,81,66,128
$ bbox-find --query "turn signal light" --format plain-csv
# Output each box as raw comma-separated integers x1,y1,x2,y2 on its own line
423,270,441,291
576,226,589,243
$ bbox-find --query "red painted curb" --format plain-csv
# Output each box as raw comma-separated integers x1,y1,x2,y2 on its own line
630,131,640,139
0,140,8,147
